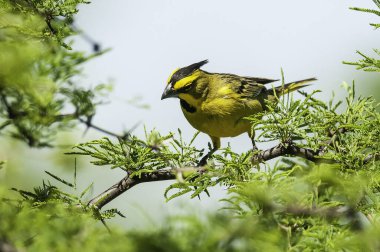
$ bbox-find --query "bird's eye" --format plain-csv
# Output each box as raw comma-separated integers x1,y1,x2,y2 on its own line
183,84,192,91
178,82,193,92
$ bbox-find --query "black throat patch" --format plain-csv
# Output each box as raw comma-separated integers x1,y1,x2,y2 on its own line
180,99,196,113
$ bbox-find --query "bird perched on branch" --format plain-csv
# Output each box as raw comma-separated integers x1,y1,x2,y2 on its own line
161,60,316,165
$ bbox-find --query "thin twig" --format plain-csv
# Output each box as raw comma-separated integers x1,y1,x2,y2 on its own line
77,117,131,140
55,114,133,140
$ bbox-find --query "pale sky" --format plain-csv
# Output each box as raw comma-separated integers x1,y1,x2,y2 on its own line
71,0,379,228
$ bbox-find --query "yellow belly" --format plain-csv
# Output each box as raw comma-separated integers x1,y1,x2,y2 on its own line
181,97,264,138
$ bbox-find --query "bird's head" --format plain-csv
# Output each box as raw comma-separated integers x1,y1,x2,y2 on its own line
161,60,209,101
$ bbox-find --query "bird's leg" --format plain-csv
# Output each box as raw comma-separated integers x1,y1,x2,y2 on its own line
249,131,261,164
248,131,258,151
251,138,259,152
197,150,214,167
197,136,220,167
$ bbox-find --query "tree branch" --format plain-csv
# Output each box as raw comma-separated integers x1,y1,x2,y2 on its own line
87,127,378,210
257,143,318,162
256,141,376,164
254,128,346,163
88,169,175,209
87,167,206,209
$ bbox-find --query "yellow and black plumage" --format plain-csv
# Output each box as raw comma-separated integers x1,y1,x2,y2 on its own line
161,60,316,165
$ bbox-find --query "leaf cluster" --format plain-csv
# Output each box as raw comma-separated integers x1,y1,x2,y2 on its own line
69,129,203,176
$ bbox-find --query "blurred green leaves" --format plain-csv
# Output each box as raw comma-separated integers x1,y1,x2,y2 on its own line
0,0,111,147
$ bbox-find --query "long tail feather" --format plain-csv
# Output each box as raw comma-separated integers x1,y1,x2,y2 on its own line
274,78,317,96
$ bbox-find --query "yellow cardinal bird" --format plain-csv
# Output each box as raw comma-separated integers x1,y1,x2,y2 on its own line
161,60,316,165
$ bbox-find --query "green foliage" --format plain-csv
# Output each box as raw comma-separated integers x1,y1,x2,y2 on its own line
1,0,91,47
0,187,130,252
68,129,203,176
343,0,380,71
7,168,123,221
223,161,380,250
0,0,111,147
2,182,380,251
252,83,379,170
344,50,380,72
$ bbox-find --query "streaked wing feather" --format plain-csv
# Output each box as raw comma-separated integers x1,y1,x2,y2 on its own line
243,76,279,84
235,78,267,99
218,74,275,99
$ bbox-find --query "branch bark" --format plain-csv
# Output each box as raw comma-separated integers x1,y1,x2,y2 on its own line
87,169,175,209
257,143,318,162
87,167,206,209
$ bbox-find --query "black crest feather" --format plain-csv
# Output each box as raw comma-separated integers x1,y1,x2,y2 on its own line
170,60,208,85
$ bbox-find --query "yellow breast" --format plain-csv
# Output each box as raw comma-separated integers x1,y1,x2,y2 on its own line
181,97,264,138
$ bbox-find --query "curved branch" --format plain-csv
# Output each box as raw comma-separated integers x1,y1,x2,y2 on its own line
257,142,376,164
88,167,206,209
257,143,318,162
88,169,175,209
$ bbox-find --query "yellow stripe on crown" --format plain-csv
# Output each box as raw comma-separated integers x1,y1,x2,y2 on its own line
173,70,201,90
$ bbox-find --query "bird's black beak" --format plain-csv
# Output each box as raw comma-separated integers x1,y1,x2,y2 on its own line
161,85,178,100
